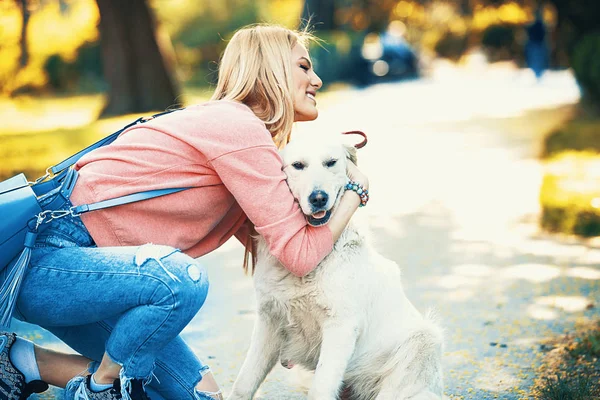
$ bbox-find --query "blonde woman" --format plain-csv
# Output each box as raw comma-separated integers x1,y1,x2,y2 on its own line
0,24,368,400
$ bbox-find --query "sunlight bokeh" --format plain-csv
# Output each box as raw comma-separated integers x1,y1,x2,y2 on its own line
535,296,593,313
503,264,561,283
527,304,559,320
565,267,600,280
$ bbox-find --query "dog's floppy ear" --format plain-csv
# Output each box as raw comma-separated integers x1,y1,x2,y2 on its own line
344,144,358,165
341,131,367,165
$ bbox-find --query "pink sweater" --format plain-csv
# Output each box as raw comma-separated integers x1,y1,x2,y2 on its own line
70,100,333,277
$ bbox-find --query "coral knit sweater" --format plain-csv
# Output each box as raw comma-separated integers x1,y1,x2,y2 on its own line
70,100,333,277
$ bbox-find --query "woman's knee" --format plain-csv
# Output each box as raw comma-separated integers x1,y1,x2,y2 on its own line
165,252,209,311
136,245,209,312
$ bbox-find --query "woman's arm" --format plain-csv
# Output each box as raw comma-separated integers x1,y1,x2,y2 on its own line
327,162,368,243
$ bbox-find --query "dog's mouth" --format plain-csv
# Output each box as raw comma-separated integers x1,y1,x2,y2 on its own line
307,209,332,227
304,187,345,227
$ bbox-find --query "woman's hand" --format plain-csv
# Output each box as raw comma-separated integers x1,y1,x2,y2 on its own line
347,162,369,190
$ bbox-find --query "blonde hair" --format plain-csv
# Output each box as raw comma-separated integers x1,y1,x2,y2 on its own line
211,24,314,149
211,24,316,274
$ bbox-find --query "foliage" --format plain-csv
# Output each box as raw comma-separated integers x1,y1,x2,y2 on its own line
533,321,600,399
568,330,600,359
571,33,600,103
540,152,600,237
0,0,304,94
389,1,534,61
540,118,600,237
481,24,515,49
154,0,303,86
433,32,468,61
43,42,104,93
542,119,600,159
481,23,522,62
0,0,556,95
0,0,99,95
170,1,260,86
546,0,600,45
536,375,600,400
307,31,363,87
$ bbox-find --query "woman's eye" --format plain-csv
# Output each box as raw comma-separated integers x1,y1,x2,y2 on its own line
292,162,305,170
325,159,337,168
300,64,309,71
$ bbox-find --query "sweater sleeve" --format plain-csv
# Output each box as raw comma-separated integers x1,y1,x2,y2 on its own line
234,220,252,248
209,145,333,276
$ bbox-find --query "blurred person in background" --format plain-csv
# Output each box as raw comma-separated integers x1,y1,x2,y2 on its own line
525,7,549,80
0,24,368,400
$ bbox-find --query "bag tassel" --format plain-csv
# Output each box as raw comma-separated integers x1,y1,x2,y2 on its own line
0,230,38,329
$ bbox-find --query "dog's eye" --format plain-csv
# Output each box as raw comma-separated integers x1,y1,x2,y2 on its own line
291,162,305,170
325,159,337,168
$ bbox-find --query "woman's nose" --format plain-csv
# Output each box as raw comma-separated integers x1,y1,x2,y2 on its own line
311,72,323,89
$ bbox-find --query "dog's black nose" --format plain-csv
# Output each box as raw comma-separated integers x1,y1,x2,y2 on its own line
309,190,328,209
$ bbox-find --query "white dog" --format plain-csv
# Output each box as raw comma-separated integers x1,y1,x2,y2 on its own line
227,133,443,400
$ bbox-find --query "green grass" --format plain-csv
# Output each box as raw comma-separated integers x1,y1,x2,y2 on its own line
0,89,213,181
533,323,600,400
540,117,600,237
536,374,600,400
0,115,147,181
568,329,600,359
540,152,600,237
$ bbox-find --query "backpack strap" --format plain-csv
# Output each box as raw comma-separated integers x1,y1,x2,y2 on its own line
70,187,189,216
49,108,183,176
37,168,190,225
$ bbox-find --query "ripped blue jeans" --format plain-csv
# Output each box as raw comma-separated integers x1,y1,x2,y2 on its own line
7,214,218,399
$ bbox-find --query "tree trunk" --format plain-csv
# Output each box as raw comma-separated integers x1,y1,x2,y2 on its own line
96,0,179,116
301,0,336,31
18,0,29,67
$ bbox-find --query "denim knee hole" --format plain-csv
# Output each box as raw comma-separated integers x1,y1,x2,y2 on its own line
156,254,209,312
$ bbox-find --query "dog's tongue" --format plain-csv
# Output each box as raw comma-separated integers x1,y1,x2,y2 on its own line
312,211,327,219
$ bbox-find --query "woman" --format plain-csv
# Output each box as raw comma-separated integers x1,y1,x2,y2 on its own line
0,24,369,400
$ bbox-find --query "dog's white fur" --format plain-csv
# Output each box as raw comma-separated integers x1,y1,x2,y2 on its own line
227,133,443,400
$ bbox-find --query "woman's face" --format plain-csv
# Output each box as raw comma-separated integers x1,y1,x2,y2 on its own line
291,43,322,122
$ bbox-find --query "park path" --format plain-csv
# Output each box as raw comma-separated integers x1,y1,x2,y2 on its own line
19,68,600,399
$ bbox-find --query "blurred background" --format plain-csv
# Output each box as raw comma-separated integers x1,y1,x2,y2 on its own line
1,0,598,112
2,0,600,398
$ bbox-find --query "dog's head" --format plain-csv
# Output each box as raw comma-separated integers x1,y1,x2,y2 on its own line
281,132,364,227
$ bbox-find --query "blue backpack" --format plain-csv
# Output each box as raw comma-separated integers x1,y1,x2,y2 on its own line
0,109,187,327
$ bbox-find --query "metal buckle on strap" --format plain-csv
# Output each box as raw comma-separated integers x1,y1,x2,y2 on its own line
28,167,53,186
34,209,74,230
69,206,82,218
